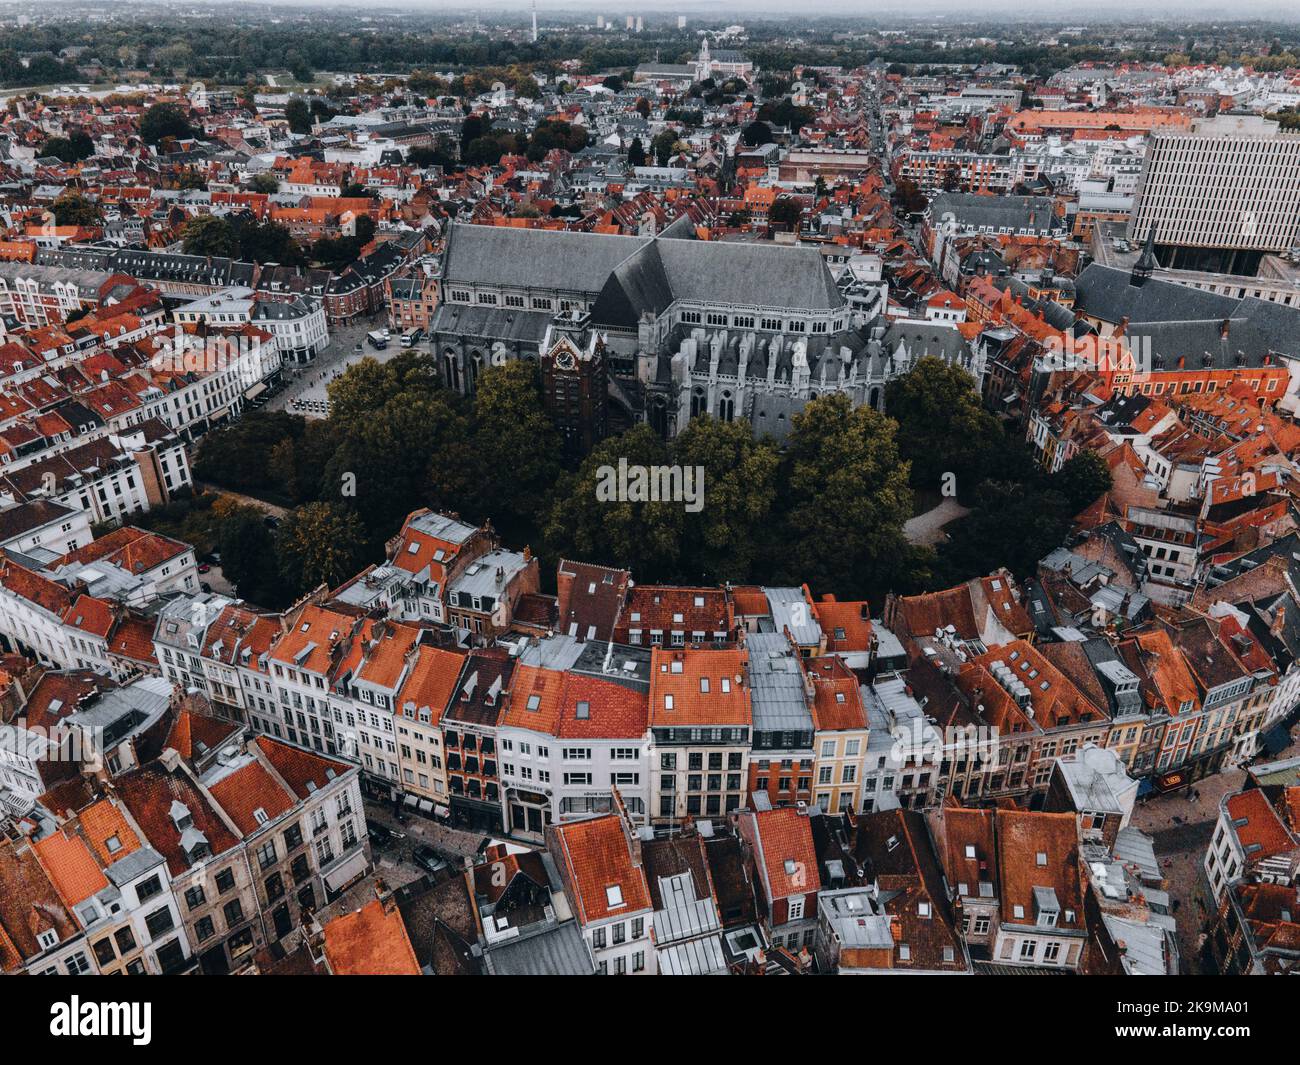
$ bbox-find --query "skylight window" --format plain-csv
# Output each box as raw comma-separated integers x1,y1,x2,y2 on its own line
605,885,623,907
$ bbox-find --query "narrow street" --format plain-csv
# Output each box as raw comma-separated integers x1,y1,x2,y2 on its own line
1128,724,1300,973
314,798,519,926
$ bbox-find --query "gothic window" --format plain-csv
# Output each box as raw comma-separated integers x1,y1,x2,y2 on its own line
691,388,707,417
718,391,735,422
649,395,669,437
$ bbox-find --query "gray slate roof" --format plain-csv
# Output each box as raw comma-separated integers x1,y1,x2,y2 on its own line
441,222,843,330
441,223,649,296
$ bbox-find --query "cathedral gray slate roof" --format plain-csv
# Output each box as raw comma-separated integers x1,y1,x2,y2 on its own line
441,223,648,296
427,303,552,344
441,222,844,330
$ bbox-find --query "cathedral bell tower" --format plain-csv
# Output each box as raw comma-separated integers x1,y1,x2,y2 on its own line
542,311,608,460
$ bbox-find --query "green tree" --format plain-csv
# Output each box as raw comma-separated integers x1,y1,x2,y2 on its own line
773,394,914,599
768,197,802,230
544,424,685,581
249,173,280,194
276,502,369,593
892,177,927,215
884,355,1004,495
627,136,646,167
937,478,1071,585
650,129,678,166
51,192,102,227
322,351,474,539
284,96,312,134
181,215,236,257
215,504,293,608
1055,449,1113,513
176,167,207,190
672,416,779,583
193,410,307,500
43,129,94,162
467,361,562,545
139,102,196,145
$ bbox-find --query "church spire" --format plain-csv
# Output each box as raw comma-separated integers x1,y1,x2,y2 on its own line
1130,228,1157,286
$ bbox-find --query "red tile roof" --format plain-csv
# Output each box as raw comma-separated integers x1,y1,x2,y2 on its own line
207,758,296,837
322,898,421,975
648,646,751,727
744,806,822,902
550,813,652,925
1226,790,1296,862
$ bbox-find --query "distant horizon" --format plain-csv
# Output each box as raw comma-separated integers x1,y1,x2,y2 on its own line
9,0,1300,20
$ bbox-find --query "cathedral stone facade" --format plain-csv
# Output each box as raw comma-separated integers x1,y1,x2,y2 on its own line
429,222,983,451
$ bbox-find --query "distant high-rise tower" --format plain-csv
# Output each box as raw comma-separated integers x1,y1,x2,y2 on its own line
678,15,686,29
635,16,643,32
626,15,634,30
531,0,538,42
596,14,605,28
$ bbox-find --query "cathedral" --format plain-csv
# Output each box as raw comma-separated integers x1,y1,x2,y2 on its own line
428,222,983,452
693,38,754,82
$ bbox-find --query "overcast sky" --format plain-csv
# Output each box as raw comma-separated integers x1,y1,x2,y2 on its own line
145,0,1300,16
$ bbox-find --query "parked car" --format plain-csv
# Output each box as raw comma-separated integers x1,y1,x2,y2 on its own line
197,562,210,573
367,824,398,849
412,845,449,875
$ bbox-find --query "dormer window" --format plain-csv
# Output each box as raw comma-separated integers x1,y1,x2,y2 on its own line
1034,886,1060,928
37,929,59,951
